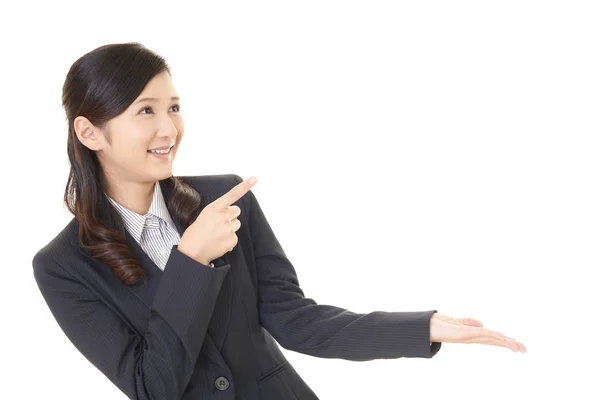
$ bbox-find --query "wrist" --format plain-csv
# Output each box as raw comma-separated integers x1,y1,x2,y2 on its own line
176,244,209,266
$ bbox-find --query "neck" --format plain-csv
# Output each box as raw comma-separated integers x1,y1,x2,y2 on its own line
105,178,156,216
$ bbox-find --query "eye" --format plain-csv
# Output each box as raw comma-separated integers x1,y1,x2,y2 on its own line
139,106,153,115
138,104,180,115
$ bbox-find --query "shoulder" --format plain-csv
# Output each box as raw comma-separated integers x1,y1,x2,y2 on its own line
31,217,82,280
176,173,242,192
176,173,241,186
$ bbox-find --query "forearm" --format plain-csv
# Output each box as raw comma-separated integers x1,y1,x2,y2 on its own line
261,301,440,361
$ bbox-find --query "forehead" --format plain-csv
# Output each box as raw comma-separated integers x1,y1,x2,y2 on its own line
136,71,178,99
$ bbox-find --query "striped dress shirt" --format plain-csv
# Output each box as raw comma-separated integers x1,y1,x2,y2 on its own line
105,181,214,270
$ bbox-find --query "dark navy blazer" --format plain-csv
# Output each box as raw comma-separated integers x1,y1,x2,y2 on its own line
32,174,442,399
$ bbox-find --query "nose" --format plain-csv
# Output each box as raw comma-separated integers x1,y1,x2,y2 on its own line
158,115,179,139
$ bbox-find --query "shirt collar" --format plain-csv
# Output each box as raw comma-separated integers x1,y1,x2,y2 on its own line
105,181,178,243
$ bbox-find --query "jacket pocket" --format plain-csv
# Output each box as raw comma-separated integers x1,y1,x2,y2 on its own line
256,359,290,384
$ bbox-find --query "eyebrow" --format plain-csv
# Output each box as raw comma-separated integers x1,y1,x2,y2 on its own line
133,96,180,105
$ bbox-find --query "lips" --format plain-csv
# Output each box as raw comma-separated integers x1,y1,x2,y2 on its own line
148,147,172,154
148,143,175,151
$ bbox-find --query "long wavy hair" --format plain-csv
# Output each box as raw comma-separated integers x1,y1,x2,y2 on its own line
62,42,202,286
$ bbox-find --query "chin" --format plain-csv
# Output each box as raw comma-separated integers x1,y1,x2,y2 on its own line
159,170,173,180
151,168,173,181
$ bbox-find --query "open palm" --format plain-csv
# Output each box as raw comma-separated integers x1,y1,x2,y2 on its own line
430,313,527,353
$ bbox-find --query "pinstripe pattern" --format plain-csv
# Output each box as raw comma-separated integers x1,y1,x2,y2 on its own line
104,181,214,269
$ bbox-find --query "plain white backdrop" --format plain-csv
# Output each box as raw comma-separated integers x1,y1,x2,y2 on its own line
1,1,599,399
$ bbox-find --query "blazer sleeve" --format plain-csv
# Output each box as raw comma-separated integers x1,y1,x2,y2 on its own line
32,245,231,400
234,174,441,361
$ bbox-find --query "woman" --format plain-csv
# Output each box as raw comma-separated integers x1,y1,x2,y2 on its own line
32,42,526,400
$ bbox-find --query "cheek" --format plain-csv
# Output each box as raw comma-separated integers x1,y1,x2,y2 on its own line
118,143,148,162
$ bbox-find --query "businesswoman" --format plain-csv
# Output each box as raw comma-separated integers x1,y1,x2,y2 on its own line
32,42,526,400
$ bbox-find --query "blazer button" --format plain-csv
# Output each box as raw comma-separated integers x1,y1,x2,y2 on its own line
215,376,230,390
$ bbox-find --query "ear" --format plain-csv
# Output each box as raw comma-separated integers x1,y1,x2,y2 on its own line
74,116,107,151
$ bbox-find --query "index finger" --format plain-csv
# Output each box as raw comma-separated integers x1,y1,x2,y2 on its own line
213,176,257,208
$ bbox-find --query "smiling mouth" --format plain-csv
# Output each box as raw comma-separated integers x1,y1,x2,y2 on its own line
147,147,173,154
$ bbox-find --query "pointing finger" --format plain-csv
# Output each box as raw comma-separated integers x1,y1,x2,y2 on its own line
214,176,257,209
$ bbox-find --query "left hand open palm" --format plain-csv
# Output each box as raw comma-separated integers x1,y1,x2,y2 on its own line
430,313,526,353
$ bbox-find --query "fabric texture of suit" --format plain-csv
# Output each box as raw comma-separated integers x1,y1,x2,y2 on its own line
32,174,442,399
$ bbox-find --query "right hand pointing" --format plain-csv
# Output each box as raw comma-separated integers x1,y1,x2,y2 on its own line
177,176,258,266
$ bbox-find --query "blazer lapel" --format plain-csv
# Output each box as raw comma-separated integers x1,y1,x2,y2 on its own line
123,228,164,304
124,177,221,305
123,177,234,364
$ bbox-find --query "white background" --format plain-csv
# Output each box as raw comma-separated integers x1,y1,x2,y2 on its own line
1,1,599,399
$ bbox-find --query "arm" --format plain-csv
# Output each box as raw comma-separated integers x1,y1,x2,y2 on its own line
235,174,441,361
32,245,230,400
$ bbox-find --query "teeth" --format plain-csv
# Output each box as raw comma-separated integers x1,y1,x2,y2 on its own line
149,148,170,154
